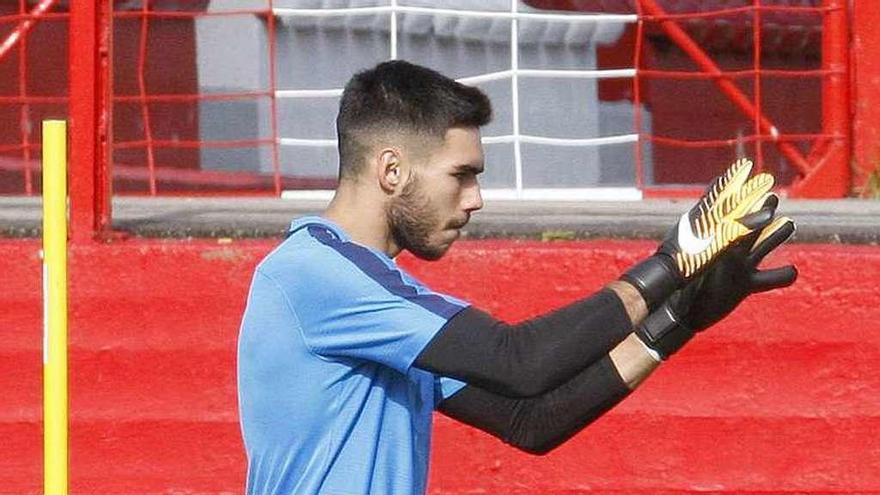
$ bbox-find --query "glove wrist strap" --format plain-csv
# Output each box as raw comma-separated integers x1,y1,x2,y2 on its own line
620,255,680,311
635,304,694,360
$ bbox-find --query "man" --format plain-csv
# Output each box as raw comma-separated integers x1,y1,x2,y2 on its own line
237,60,797,495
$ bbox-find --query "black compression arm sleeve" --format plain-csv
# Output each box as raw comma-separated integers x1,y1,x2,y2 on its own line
438,356,631,455
413,289,633,398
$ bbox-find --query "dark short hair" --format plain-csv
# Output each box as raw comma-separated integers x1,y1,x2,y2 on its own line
335,60,493,180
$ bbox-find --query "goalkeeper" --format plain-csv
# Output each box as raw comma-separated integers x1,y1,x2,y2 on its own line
237,60,798,495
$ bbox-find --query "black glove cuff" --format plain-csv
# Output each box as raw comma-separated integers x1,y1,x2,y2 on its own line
635,304,694,360
620,255,681,311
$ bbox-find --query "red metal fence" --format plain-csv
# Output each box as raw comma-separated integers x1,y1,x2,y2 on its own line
633,0,849,199
0,1,857,241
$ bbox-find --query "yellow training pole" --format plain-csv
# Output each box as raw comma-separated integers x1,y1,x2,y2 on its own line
42,119,68,495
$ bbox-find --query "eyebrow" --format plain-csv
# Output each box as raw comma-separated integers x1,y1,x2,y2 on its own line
455,163,484,174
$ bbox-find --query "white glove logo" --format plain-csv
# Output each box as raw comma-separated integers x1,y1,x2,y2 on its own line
676,211,713,255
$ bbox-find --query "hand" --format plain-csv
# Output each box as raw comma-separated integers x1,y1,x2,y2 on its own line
635,215,798,359
676,215,798,331
621,158,777,311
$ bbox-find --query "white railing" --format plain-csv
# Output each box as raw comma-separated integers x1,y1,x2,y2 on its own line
273,3,640,201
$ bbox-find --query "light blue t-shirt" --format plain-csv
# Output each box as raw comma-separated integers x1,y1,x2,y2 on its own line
237,216,468,495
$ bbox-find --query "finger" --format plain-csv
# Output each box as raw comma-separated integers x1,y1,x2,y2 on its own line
704,158,753,208
758,192,779,215
747,216,796,265
732,193,778,251
750,265,798,293
731,228,762,254
737,207,774,231
730,172,775,219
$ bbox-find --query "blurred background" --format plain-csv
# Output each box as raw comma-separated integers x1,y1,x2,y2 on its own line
1,0,867,206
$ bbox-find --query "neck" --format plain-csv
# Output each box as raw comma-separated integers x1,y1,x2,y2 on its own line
323,183,402,258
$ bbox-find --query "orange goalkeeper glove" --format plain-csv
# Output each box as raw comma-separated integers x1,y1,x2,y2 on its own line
621,158,777,311
635,214,798,359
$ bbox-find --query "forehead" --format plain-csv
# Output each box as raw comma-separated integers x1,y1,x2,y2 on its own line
431,127,484,168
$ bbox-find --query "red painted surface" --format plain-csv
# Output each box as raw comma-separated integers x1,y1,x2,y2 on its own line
2,238,880,493
790,0,851,198
68,0,107,241
851,0,880,195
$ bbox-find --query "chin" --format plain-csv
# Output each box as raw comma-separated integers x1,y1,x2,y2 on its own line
409,246,448,261
407,240,452,261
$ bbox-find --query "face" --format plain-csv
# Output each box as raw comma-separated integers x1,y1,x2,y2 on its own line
388,127,485,260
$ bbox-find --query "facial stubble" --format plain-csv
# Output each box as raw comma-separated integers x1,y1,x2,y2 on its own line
387,173,449,261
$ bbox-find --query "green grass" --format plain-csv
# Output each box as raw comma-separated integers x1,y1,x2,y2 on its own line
541,230,576,241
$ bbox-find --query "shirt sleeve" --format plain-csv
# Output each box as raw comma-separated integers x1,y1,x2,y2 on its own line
268,232,469,374
434,376,468,408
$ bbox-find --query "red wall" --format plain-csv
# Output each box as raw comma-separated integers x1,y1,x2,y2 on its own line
2,238,879,493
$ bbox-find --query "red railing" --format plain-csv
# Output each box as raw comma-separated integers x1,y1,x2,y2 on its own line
0,0,855,241
628,0,849,198
84,2,288,239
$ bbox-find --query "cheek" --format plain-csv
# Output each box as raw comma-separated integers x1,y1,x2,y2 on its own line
424,180,457,209
444,180,467,207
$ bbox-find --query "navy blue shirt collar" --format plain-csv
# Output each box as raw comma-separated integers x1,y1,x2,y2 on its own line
288,215,350,242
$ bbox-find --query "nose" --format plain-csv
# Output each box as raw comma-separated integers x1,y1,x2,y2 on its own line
463,181,483,213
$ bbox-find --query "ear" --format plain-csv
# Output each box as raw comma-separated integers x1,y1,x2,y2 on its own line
377,148,404,193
